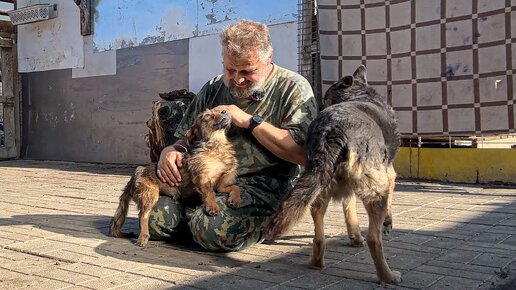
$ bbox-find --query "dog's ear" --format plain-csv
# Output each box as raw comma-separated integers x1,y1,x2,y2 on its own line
352,65,367,84
184,128,195,144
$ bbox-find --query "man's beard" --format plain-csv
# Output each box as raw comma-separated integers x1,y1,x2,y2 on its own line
224,77,265,101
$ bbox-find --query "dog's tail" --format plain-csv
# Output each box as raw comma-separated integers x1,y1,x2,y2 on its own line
264,165,334,240
108,172,136,238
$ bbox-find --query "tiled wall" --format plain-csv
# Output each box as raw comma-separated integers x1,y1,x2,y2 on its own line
318,0,515,136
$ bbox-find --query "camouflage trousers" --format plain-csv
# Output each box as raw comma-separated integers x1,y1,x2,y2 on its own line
148,176,291,251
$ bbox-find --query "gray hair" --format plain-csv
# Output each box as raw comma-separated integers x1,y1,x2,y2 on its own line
220,19,273,62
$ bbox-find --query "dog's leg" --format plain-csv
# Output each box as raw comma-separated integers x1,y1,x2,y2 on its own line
109,176,135,238
217,171,240,208
364,197,401,284
136,185,159,247
309,197,330,269
383,165,396,236
198,176,219,216
342,193,365,247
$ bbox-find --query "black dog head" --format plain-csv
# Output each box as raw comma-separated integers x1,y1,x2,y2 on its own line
323,65,372,107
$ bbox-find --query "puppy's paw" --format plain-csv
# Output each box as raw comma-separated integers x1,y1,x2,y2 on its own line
227,194,240,208
383,216,392,236
109,229,123,238
205,204,220,216
136,234,150,247
308,257,325,269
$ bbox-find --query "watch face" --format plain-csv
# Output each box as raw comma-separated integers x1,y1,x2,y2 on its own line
252,115,263,124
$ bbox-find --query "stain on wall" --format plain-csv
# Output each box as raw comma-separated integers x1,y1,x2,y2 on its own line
92,0,298,52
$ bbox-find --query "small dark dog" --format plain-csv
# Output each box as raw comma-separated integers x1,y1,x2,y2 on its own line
109,108,240,247
265,65,402,284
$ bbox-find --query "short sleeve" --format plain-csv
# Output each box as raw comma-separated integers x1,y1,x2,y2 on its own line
280,79,319,146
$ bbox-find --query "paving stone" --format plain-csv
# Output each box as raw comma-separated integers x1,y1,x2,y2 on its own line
0,268,41,289
470,253,514,268
58,262,123,278
414,264,491,281
426,276,484,290
191,273,276,290
399,270,443,289
76,273,147,289
425,260,499,275
24,278,74,290
319,278,379,290
31,268,98,284
436,249,482,264
128,266,195,284
282,272,344,289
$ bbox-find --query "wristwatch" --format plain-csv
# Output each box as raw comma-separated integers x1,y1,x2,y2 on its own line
248,114,264,132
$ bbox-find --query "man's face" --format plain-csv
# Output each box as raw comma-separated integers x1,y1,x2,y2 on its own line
222,50,270,99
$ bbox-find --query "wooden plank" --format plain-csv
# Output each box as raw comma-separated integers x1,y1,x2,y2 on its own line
0,37,12,47
0,20,13,34
0,44,17,158
0,46,13,102
0,102,17,158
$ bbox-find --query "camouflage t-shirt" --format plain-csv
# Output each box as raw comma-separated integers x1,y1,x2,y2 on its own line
174,64,318,206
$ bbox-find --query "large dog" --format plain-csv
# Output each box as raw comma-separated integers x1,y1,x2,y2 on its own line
109,108,240,247
264,65,401,284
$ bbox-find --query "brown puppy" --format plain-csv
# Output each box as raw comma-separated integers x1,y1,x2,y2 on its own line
109,108,240,247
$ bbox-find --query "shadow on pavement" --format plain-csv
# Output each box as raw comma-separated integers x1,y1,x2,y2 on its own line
1,181,515,289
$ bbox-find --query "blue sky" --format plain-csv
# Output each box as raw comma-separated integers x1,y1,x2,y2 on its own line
93,0,298,51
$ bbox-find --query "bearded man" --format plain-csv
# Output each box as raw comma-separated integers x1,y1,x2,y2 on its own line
149,19,318,251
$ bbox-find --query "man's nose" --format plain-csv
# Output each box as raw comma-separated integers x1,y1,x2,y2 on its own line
234,75,245,84
221,110,228,115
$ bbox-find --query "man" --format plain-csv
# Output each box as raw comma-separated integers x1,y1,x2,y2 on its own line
149,19,318,251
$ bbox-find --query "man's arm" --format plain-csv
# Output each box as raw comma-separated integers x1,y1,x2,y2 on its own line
250,121,306,166
213,104,306,166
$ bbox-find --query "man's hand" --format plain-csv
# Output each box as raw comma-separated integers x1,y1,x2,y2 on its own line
157,145,183,187
214,105,252,128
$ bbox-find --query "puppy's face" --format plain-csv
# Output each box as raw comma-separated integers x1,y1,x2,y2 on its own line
185,108,232,142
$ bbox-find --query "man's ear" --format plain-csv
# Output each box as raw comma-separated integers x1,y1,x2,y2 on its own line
352,65,367,84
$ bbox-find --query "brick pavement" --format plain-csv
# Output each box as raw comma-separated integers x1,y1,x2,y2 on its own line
0,160,515,289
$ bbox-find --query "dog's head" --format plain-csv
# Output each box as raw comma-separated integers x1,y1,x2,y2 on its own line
184,108,232,143
323,65,372,107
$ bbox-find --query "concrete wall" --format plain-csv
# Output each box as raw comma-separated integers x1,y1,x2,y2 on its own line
394,147,516,184
21,40,189,164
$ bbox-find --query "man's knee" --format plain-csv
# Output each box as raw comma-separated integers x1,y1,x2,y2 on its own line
148,195,184,240
188,205,263,251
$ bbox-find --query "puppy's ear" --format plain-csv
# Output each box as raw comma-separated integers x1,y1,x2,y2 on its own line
352,65,367,84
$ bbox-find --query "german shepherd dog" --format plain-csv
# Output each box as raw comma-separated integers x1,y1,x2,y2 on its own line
265,65,401,284
109,108,240,247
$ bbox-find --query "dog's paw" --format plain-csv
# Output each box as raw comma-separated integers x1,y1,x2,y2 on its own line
136,234,150,247
348,235,365,247
205,204,220,216
108,229,123,238
382,270,402,284
308,257,325,269
383,217,392,236
227,195,240,208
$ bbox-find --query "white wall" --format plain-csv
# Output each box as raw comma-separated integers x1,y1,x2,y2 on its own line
17,0,84,72
188,21,298,93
